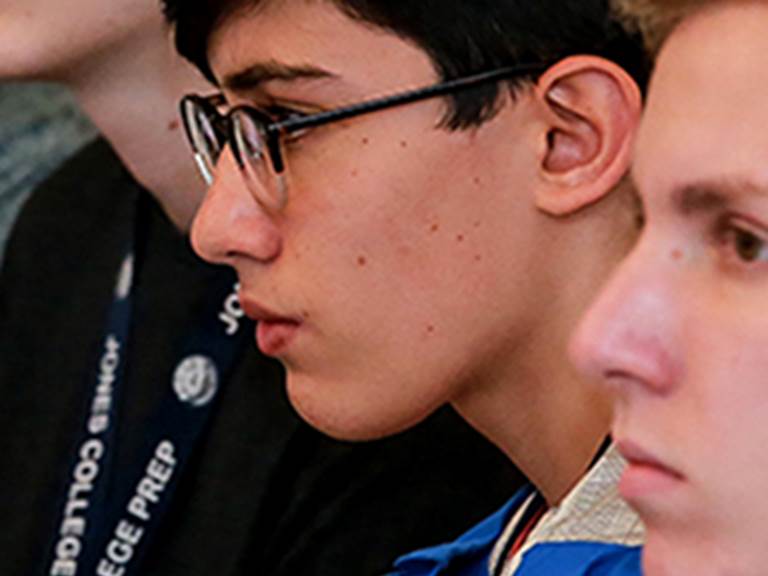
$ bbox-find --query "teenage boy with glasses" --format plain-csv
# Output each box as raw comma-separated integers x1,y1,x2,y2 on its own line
164,1,650,574
0,1,526,575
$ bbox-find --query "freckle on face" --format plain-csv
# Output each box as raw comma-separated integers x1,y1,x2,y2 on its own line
167,119,180,131
426,324,435,334
357,256,367,267
456,234,465,243
671,249,683,261
361,137,369,145
430,223,440,233
400,140,408,148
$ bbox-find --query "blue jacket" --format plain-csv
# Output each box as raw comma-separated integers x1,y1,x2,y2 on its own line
391,446,643,576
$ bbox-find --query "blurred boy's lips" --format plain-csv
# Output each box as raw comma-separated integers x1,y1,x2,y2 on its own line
616,438,686,501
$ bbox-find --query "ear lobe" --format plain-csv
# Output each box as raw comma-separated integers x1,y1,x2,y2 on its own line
535,56,641,216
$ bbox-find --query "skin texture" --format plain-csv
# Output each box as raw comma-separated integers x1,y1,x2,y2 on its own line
195,0,641,503
570,3,768,575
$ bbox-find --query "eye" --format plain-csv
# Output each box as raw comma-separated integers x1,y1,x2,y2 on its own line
718,218,768,264
264,104,312,144
731,229,766,262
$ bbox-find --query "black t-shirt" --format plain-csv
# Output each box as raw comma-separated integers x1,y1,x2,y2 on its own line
0,139,525,576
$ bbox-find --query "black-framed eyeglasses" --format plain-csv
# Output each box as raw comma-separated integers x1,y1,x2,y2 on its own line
180,62,548,212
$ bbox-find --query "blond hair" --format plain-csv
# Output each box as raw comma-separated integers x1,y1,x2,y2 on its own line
612,0,731,55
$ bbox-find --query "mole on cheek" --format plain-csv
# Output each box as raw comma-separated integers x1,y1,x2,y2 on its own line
357,256,368,267
430,223,440,234
167,119,180,131
426,325,436,334
456,234,465,243
400,140,408,148
361,137,370,145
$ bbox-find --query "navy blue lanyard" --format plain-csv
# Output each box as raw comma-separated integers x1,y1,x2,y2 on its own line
45,195,252,576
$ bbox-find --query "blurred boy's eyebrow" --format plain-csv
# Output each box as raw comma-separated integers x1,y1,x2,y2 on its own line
672,178,768,215
674,184,727,215
221,60,336,92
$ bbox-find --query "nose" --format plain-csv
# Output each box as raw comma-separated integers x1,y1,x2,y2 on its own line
191,147,283,267
569,235,682,396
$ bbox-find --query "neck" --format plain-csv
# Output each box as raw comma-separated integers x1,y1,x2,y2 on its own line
453,184,639,505
64,20,208,231
454,328,612,505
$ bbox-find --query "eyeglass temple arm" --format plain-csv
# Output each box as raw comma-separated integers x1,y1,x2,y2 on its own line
274,63,548,135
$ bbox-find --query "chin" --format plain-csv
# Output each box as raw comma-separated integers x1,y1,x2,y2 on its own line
285,371,434,442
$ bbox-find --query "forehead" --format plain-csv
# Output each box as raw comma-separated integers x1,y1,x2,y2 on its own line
634,3,768,192
207,0,437,94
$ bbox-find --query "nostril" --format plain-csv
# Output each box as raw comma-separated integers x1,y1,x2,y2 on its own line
600,369,641,392
605,369,636,380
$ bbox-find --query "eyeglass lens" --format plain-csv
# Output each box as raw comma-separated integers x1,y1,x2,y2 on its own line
184,97,287,211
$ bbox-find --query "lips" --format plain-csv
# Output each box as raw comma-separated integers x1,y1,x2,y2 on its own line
239,296,301,356
616,439,686,500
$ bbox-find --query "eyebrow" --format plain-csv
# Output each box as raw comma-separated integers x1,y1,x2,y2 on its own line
671,178,768,216
221,60,337,92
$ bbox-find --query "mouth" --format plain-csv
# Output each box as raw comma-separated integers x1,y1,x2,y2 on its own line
239,297,301,357
616,439,686,500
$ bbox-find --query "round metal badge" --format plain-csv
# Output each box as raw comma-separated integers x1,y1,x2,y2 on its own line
172,355,219,407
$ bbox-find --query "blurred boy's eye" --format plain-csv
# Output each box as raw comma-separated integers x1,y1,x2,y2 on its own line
718,219,768,264
731,229,767,262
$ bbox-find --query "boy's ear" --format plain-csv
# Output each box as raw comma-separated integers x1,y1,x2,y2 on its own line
534,56,641,216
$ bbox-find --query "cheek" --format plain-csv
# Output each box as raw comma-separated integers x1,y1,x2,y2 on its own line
702,332,768,445
683,311,768,494
292,132,481,262
287,166,491,327
281,125,526,343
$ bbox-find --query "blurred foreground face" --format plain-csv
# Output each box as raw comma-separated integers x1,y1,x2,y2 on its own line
192,1,543,441
0,0,162,79
571,4,768,575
